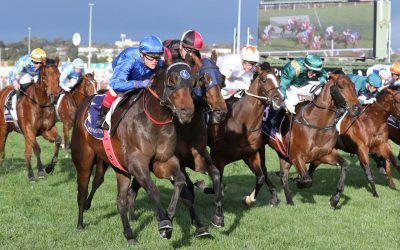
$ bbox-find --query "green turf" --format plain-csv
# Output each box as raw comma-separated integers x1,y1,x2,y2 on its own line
1,126,400,249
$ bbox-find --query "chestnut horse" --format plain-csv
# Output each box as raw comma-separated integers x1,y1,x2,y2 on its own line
0,61,61,181
265,73,361,208
196,67,283,226
309,88,400,195
57,73,97,149
71,60,197,244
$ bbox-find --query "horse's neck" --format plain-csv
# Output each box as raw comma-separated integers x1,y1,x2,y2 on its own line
303,88,335,122
233,84,265,128
372,97,392,122
27,82,48,102
145,89,171,120
71,86,85,106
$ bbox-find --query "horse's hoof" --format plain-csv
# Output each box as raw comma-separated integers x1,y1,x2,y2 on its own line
378,167,387,175
242,195,255,206
194,180,206,190
329,196,339,209
45,166,54,174
38,171,45,179
287,200,295,206
211,215,224,228
295,178,313,189
158,220,173,239
373,193,379,198
195,227,211,238
28,176,36,183
127,238,138,245
77,224,84,230
268,198,280,207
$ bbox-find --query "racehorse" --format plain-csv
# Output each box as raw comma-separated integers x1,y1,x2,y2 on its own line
71,58,198,244
0,60,61,181
79,53,227,234
57,73,97,149
196,66,283,223
264,73,361,208
309,87,400,195
261,25,275,46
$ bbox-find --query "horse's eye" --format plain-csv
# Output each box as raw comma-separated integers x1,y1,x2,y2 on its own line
166,80,175,88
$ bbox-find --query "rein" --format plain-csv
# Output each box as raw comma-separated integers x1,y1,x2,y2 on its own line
143,87,173,125
20,89,56,108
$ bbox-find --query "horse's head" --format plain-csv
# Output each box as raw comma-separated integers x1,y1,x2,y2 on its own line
376,88,400,119
38,62,60,103
152,61,195,124
325,72,361,116
78,73,98,96
195,55,227,124
248,66,283,110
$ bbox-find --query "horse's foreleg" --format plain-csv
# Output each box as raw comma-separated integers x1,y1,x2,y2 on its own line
279,157,294,205
62,122,71,150
115,172,136,244
127,178,141,221
374,142,398,189
0,125,9,166
259,146,279,206
357,147,378,197
24,131,38,182
193,149,224,228
308,161,320,179
84,159,109,210
41,126,61,174
126,155,171,239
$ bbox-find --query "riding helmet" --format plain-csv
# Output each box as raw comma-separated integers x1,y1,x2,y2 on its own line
139,35,164,55
30,48,47,62
72,58,85,69
180,30,204,51
304,54,323,71
366,73,382,88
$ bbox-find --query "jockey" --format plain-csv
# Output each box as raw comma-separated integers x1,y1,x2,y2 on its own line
390,62,400,85
59,58,85,92
343,28,351,37
96,35,164,129
366,64,393,85
325,26,334,39
217,45,259,99
348,73,382,105
8,48,47,91
163,29,204,61
280,54,328,114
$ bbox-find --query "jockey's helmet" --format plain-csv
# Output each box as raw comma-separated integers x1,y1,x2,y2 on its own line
30,48,47,62
139,35,164,55
240,45,260,63
304,54,323,71
390,62,400,75
366,73,382,88
72,58,85,69
180,30,203,51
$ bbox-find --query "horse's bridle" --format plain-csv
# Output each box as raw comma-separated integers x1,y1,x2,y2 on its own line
374,90,400,120
245,73,282,108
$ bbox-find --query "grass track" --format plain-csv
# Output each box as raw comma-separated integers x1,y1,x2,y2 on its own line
0,126,400,249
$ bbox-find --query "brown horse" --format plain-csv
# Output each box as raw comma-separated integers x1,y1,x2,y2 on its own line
196,67,283,225
80,54,227,234
71,60,198,244
265,73,360,208
309,88,400,195
0,61,61,181
57,73,97,149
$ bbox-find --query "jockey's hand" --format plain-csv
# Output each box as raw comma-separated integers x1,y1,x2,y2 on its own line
284,99,296,114
12,81,21,91
364,98,376,104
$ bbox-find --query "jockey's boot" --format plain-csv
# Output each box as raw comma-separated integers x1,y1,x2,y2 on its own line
271,107,286,132
96,106,110,130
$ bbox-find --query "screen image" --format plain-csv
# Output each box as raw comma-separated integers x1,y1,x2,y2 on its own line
258,1,375,58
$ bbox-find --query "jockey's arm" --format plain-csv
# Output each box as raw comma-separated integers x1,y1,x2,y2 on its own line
59,68,71,89
109,59,150,92
279,64,297,98
8,57,27,84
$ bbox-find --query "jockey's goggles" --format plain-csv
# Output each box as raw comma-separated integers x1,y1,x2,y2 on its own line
143,53,161,62
31,60,43,65
183,46,198,54
243,60,257,66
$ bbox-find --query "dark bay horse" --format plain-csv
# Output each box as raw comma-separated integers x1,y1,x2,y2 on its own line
57,73,97,149
197,67,283,225
0,61,61,181
265,73,360,208
71,60,197,244
317,88,400,193
81,54,227,234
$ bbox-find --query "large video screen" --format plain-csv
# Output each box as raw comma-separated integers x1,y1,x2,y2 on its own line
258,1,375,58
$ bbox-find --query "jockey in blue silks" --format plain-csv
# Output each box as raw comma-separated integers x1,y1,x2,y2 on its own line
348,73,382,105
96,35,164,129
9,48,47,91
59,58,85,92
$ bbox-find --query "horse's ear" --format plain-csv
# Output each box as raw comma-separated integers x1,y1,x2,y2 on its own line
211,50,218,64
255,66,262,76
163,49,172,67
328,72,339,81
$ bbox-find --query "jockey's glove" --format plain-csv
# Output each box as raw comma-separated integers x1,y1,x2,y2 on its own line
364,98,376,104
